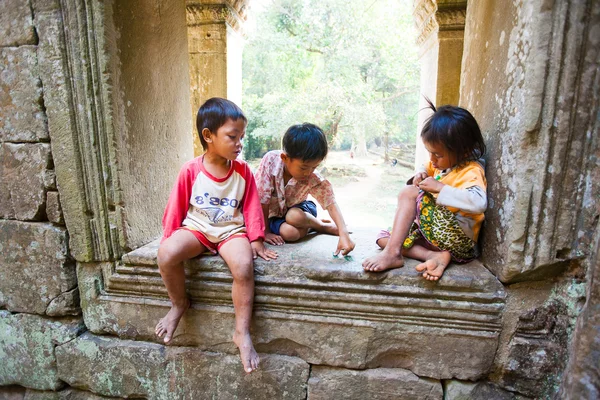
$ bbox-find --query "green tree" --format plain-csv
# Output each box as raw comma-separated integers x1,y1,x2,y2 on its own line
242,0,419,159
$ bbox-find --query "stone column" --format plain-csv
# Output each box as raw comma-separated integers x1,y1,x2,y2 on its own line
460,0,600,283
186,1,248,156
412,0,468,167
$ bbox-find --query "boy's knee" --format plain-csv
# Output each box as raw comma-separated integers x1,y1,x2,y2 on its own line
230,262,254,283
285,207,307,226
279,225,308,242
157,246,174,270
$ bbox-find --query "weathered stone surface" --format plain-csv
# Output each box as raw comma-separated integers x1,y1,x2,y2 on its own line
0,1,36,46
0,220,78,315
0,311,85,390
46,191,64,224
559,230,600,398
81,230,505,380
495,300,570,398
57,388,121,399
56,332,309,399
24,389,59,400
308,366,442,400
0,143,51,220
461,0,600,282
0,47,47,142
444,380,528,400
0,385,26,400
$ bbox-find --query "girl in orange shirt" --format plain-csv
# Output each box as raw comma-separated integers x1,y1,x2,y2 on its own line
363,99,487,280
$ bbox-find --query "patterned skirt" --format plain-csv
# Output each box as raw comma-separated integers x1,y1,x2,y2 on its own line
402,191,479,263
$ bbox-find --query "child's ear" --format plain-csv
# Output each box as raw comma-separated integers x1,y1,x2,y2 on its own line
202,128,212,143
280,152,289,162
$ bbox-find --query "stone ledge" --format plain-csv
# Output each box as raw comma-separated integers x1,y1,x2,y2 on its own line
80,229,506,380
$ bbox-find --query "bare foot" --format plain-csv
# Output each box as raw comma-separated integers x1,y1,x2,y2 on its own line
415,251,452,281
155,299,190,344
362,250,405,272
233,331,260,373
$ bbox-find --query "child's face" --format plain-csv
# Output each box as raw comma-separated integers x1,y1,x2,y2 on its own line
424,141,457,170
281,153,322,181
202,118,246,160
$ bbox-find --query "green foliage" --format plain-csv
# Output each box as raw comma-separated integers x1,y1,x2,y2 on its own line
242,0,420,158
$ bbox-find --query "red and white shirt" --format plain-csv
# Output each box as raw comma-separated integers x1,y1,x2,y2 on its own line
162,156,265,243
255,150,336,218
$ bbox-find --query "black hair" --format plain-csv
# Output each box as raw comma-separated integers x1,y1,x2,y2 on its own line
420,97,486,166
196,97,247,150
282,123,328,161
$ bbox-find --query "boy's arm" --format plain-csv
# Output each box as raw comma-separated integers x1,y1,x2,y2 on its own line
162,164,194,241
242,165,277,260
262,203,284,245
326,201,355,256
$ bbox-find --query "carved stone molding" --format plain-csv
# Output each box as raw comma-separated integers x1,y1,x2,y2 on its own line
413,0,467,44
35,0,124,262
80,231,506,380
186,2,247,33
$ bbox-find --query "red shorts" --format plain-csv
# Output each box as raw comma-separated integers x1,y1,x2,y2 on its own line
177,227,248,255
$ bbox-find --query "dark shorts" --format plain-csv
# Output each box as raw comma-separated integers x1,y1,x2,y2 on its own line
268,200,318,235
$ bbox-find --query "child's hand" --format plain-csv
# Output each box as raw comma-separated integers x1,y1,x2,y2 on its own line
265,232,285,246
334,234,355,257
413,172,429,187
251,240,278,261
418,177,444,193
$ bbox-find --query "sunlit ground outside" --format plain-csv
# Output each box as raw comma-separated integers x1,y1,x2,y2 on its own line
243,0,420,229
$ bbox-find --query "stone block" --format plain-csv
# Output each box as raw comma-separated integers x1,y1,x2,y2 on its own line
57,388,121,399
444,380,527,400
0,311,85,390
0,385,26,400
307,366,442,400
0,1,36,46
495,300,570,398
0,143,51,220
56,332,309,399
24,389,59,400
0,220,78,315
80,229,505,380
0,47,47,142
46,191,64,224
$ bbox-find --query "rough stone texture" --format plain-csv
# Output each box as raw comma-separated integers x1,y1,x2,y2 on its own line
0,220,78,315
110,0,194,250
461,0,600,282
79,230,505,380
0,385,26,400
494,300,570,398
0,47,47,142
0,311,85,390
559,228,600,398
46,191,64,224
0,1,36,46
0,143,51,220
307,366,442,400
444,380,528,400
56,332,309,400
33,2,97,262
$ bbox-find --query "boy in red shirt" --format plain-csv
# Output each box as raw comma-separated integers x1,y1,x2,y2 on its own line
155,98,277,373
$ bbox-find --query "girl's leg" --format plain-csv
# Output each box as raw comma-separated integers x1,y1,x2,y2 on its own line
402,239,452,281
362,185,420,272
218,237,260,373
155,229,206,344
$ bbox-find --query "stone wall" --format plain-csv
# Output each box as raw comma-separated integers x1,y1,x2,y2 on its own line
1,0,599,398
